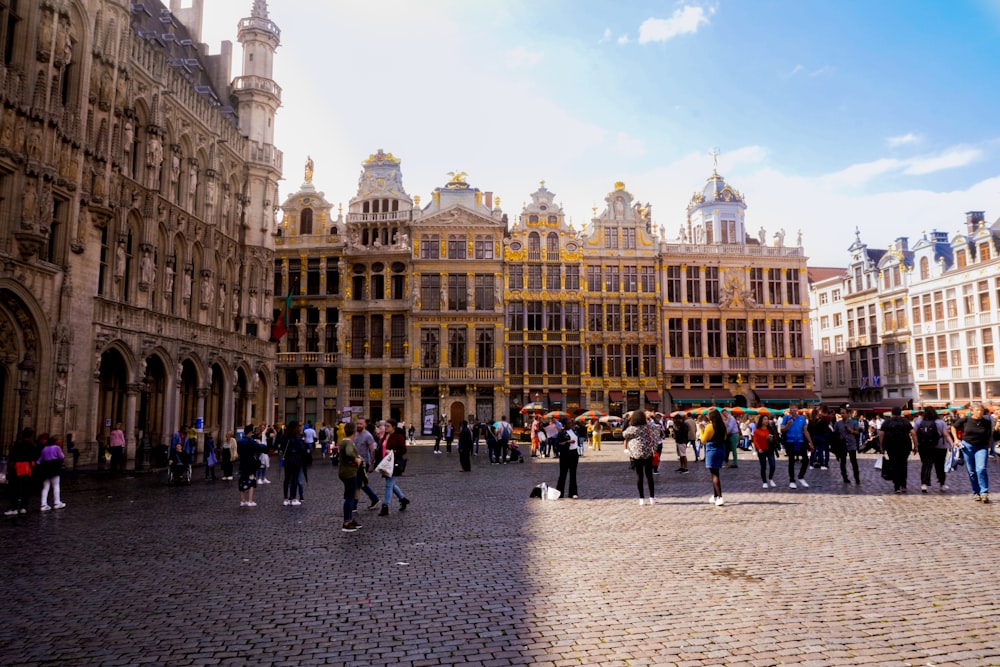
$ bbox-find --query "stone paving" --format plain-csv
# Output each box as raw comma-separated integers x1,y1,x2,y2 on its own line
1,440,998,666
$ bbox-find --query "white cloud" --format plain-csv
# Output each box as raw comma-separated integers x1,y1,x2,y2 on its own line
824,158,903,188
599,27,612,44
614,132,646,158
789,64,805,77
505,45,544,68
617,34,630,45
808,65,834,77
887,133,921,148
638,6,711,44
903,147,982,175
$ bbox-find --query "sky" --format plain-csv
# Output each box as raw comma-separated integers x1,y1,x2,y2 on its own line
193,0,1000,266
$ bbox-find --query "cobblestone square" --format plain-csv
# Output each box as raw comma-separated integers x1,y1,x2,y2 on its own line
2,443,998,666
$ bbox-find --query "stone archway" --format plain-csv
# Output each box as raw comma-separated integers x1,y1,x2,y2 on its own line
96,348,129,459
449,401,466,428
137,354,168,468
178,359,200,429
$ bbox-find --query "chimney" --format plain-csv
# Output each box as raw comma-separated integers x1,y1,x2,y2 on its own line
966,211,985,234
484,191,493,209
894,236,908,252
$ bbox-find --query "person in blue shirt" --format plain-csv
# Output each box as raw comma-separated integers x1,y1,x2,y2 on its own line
780,405,813,489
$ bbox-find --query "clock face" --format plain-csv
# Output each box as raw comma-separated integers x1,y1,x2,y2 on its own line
566,242,578,252
510,241,523,251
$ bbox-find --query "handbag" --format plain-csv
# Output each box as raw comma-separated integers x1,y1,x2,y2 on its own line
207,452,218,467
878,455,893,480
375,449,395,477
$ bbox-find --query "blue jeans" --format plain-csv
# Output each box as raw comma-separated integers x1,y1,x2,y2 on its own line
690,440,702,461
961,442,989,495
383,476,406,506
342,475,357,523
811,439,829,467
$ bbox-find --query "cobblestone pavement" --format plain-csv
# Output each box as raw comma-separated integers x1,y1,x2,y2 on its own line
2,441,998,666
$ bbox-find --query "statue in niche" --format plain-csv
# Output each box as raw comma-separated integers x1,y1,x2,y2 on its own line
54,376,67,411
187,168,198,209
679,225,688,243
38,13,54,59
219,283,226,311
758,226,766,245
201,277,213,306
57,16,73,65
232,289,239,314
248,295,257,318
222,190,231,218
1,108,15,146
27,122,42,161
164,263,174,293
21,179,37,222
182,269,192,300
614,198,625,219
695,225,704,244
206,179,217,209
139,252,153,284
122,121,134,159
99,69,113,110
397,230,410,250
114,243,126,278
39,183,53,223
114,75,127,113
170,151,180,188
146,137,162,189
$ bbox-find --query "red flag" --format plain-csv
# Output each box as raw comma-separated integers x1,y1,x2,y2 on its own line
270,292,293,342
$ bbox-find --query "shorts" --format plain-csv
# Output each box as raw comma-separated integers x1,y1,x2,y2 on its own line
675,440,688,457
238,474,257,492
704,443,726,470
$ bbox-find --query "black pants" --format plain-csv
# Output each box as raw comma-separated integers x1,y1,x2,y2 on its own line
919,446,947,486
109,447,125,474
757,450,775,483
557,447,579,497
459,446,471,471
497,439,509,463
445,437,453,453
886,444,911,490
786,448,810,482
633,455,654,499
220,451,233,478
839,449,860,482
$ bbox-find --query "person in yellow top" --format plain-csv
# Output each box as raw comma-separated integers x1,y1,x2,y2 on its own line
591,420,603,451
701,409,729,506
335,420,346,443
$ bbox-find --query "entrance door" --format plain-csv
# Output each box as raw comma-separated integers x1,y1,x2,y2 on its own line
449,401,466,427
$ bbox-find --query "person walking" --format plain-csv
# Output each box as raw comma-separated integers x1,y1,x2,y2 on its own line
280,421,306,506
221,431,237,480
879,406,916,494
555,423,580,499
953,403,992,503
236,425,263,507
834,408,861,485
685,414,700,463
458,420,473,472
781,405,813,489
432,419,442,454
914,406,952,494
701,409,729,506
753,414,777,489
108,422,126,474
353,417,382,510
37,435,66,511
723,409,740,468
378,419,410,516
673,413,691,474
444,421,454,454
337,422,363,532
203,433,218,481
623,411,656,505
4,428,37,516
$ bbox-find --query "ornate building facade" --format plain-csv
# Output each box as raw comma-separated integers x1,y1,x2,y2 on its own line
1,0,280,467
274,157,817,428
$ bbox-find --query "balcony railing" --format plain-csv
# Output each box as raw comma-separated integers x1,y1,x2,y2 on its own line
232,75,282,100
346,211,412,223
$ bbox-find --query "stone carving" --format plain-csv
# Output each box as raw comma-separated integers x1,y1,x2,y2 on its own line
114,242,125,279
164,263,174,293
139,251,153,284
758,226,766,245
146,137,162,189
774,228,785,247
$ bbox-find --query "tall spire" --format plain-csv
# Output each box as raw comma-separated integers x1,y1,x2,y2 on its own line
252,0,269,19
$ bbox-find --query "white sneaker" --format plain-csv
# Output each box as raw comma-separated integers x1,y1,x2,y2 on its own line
53,502,66,509
638,498,645,506
3,510,17,517
769,480,777,488
283,499,291,506
240,501,247,507
291,499,302,506
941,484,949,491
715,496,725,506
789,482,797,489
763,483,769,489
820,466,828,470
40,505,52,512
262,478,271,484
709,495,717,504
797,478,809,488
247,501,257,507
647,497,656,505
921,484,928,493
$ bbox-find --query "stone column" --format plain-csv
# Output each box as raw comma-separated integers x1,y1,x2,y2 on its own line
195,388,207,459
125,384,139,469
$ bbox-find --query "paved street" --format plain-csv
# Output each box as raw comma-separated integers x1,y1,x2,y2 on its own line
2,441,998,667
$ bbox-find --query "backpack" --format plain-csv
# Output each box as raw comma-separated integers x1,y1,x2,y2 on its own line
916,419,940,448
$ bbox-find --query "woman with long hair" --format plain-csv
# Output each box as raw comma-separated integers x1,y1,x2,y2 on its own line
623,411,656,505
701,409,729,506
280,421,306,506
753,414,777,489
379,419,411,515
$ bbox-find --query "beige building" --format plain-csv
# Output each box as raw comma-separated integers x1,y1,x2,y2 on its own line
0,0,280,467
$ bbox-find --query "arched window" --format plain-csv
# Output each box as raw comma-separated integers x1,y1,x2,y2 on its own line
919,256,929,280
529,215,539,223
528,232,540,252
299,208,313,235
546,232,559,254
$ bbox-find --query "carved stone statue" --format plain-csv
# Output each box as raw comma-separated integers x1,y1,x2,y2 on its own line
140,252,153,284
758,226,766,245
170,152,180,187
248,295,257,317
21,179,37,222
114,242,126,278
679,225,688,243
146,137,162,189
305,155,314,183
796,229,803,247
164,263,174,293
27,122,43,161
206,179,217,209
182,269,192,299
187,167,198,209
614,197,625,219
201,277,213,306
774,228,786,247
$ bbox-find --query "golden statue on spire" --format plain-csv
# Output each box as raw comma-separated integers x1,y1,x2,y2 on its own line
305,155,314,184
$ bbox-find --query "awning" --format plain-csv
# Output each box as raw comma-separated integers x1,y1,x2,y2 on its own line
667,388,734,405
753,389,820,405
548,390,563,403
846,398,912,413
608,390,624,402
645,390,661,403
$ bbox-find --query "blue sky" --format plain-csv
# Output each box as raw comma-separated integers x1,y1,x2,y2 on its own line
197,0,1000,265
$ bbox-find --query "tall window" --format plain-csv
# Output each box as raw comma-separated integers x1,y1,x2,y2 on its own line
587,266,601,291
372,268,386,300
527,265,542,290
565,265,579,290
642,345,656,376
641,305,656,332
447,274,467,311
421,274,441,311
750,268,764,304
98,226,109,296
351,274,365,301
305,308,320,352
705,267,720,303
508,345,524,376
588,304,602,331
351,317,366,359
605,228,619,249
447,235,467,259
448,327,466,367
527,232,541,259
666,266,681,302
606,304,621,332
786,269,801,303
768,269,781,304
421,234,440,259
956,249,967,269
475,274,494,310
546,303,563,331
299,208,313,234
475,328,493,367
474,235,493,259
546,265,561,290
325,261,339,295
623,267,638,292
508,302,524,330
919,256,929,279
771,320,786,357
565,303,581,330
508,265,523,290
624,304,638,332
325,308,338,352
546,232,559,256
607,344,622,375
640,267,655,293
624,344,640,377
706,318,721,357
589,345,604,376
526,301,542,330
547,347,563,376
622,228,637,249
370,315,384,359
720,219,736,244
421,328,439,368
726,319,747,357
686,266,700,303
390,315,405,358
605,266,620,292
789,320,804,357
566,346,581,376
752,320,766,357
688,319,703,357
668,318,683,357
527,345,544,374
